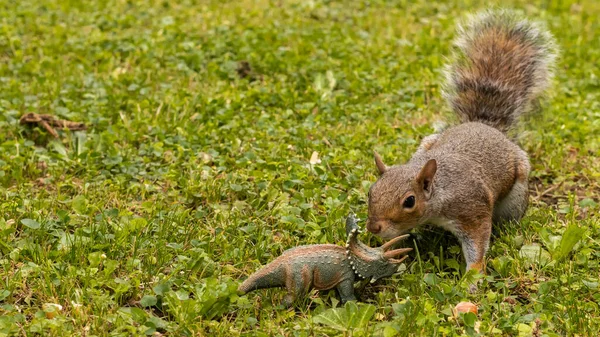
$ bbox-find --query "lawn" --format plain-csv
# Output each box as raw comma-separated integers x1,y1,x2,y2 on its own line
0,0,599,336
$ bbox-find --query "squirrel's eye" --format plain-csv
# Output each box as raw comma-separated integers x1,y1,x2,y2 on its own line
403,196,415,209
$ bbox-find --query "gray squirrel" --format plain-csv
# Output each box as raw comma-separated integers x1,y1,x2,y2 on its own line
366,10,557,274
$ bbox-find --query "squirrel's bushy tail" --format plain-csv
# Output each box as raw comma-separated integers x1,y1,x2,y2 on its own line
443,9,558,133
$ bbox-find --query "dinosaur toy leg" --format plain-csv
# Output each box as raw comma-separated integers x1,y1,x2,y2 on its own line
283,293,295,307
336,279,357,303
283,271,310,307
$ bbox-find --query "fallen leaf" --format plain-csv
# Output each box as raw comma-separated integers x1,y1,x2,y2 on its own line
309,151,321,165
43,303,63,319
453,301,478,316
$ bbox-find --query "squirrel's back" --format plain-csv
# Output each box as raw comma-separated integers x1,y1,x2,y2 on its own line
443,10,557,133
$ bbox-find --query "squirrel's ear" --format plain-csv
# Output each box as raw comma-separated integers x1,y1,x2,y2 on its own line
417,159,436,198
374,151,387,175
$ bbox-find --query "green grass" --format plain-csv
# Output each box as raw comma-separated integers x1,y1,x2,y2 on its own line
0,0,599,336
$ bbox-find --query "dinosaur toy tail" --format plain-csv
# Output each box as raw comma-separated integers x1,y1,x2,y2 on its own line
238,262,286,294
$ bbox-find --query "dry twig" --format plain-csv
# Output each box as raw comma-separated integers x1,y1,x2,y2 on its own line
19,112,87,138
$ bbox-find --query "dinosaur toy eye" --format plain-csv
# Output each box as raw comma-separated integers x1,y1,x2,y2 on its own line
403,196,415,209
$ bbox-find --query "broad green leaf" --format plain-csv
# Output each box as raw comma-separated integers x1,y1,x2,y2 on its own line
555,225,586,261
344,301,359,327
119,307,147,323
50,140,68,157
20,219,40,229
153,283,170,296
175,290,189,301
445,259,460,271
579,198,597,208
352,303,376,329
539,228,561,254
423,273,438,286
516,323,533,337
166,242,183,250
0,289,10,301
88,252,103,267
519,244,551,265
146,315,168,329
128,217,148,231
140,295,157,307
583,279,598,289
72,195,87,215
313,307,348,332
58,233,91,250
383,325,399,337
462,312,477,327
313,301,375,332
490,256,513,277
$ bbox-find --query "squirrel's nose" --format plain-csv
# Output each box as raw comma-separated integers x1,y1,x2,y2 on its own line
366,219,381,234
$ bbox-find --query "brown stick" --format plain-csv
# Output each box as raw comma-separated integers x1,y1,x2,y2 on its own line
39,120,58,138
533,181,563,202
47,118,86,130
20,112,87,137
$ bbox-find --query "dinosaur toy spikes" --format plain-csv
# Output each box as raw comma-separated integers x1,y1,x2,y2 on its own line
383,248,413,260
238,213,413,306
345,214,362,236
387,256,410,265
381,234,410,251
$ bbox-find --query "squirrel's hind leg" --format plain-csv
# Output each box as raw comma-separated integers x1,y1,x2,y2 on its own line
493,180,528,224
493,155,530,224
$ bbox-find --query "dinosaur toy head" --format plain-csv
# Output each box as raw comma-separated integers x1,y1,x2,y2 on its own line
345,214,412,283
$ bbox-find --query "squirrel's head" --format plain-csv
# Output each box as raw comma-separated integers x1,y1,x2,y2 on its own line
366,152,436,239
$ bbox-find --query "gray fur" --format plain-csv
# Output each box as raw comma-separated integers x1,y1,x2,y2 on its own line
443,9,557,133
367,10,557,279
493,180,529,224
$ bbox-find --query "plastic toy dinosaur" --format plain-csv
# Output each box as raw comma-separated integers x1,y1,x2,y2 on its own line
238,214,412,306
